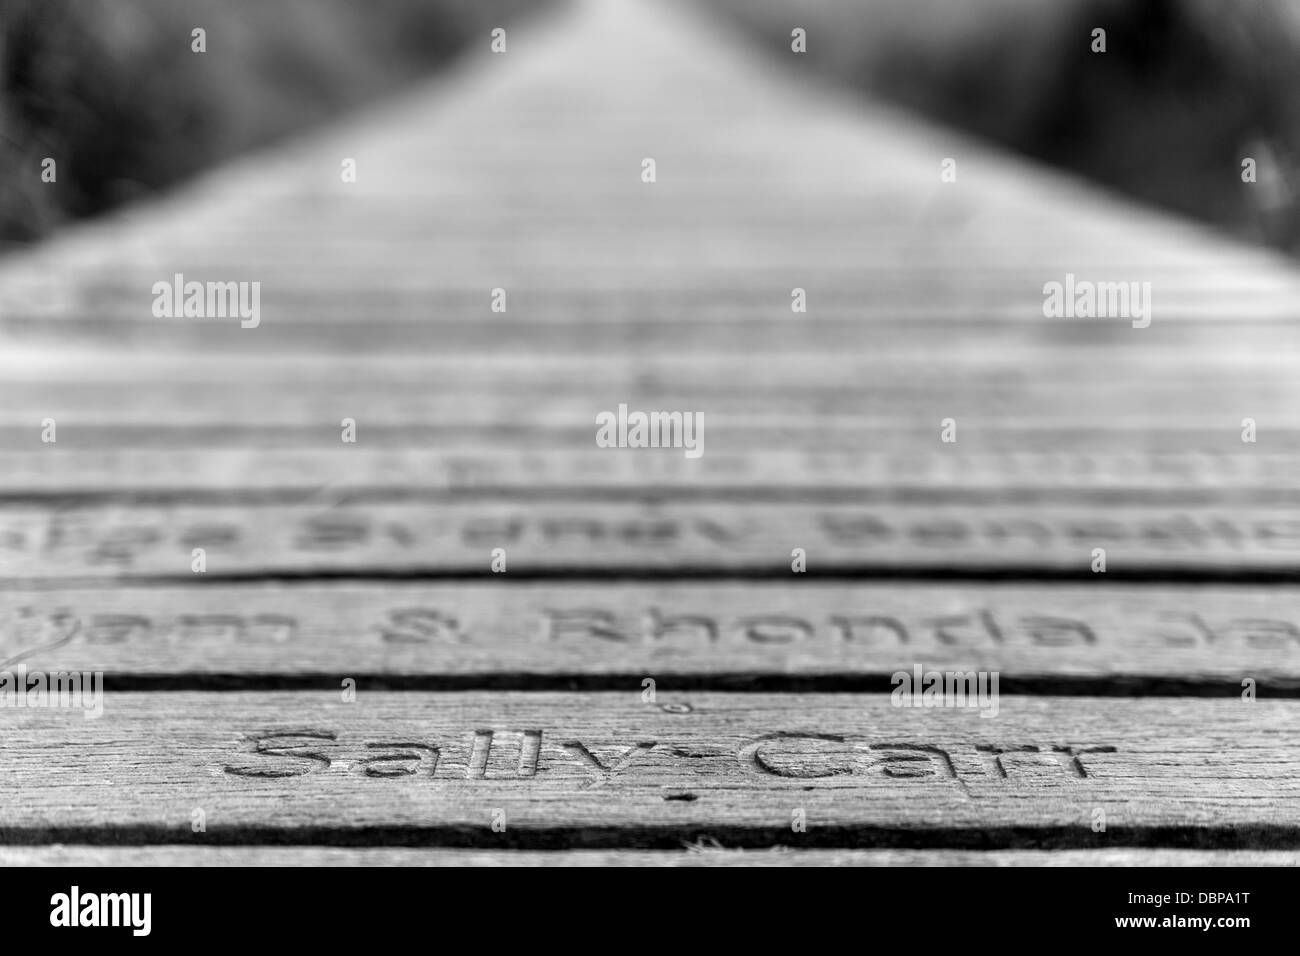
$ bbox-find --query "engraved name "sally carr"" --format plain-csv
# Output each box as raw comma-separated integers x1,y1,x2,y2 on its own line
223,728,1116,785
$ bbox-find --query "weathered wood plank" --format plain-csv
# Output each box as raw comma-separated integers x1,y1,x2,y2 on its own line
0,846,1293,866
0,694,1294,846
1,388,1295,438
3,449,1298,498
2,346,1297,385
2,501,1299,578
3,315,1298,357
2,583,1297,688
7,381,1297,428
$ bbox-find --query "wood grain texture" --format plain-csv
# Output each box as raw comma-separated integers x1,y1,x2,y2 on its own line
5,449,1300,500
3,501,1300,579
0,693,1295,847
2,583,1297,689
3,312,1299,350
6,384,1299,437
0,846,1293,866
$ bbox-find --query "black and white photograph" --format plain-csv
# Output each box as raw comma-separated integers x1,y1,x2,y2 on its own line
0,0,1297,929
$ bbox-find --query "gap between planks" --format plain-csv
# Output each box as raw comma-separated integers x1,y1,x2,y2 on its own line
0,846,1294,867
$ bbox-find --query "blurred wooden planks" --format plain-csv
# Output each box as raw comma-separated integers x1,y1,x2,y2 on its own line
1,0,1298,462
3,347,1298,454
2,583,1298,689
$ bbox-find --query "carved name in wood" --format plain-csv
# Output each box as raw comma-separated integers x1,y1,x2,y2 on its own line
223,728,1117,786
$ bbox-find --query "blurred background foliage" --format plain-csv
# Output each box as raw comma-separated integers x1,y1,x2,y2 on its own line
2,0,1298,256
708,0,1300,255
0,0,535,245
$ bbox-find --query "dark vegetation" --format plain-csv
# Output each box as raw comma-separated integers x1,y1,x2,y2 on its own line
0,0,536,244
708,0,1300,254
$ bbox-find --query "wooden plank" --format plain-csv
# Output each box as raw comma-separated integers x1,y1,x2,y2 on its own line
0,694,1295,847
5,349,1299,393
4,449,1300,498
3,583,1299,688
3,345,1299,385
3,314,1298,356
2,384,1297,436
0,846,1293,867
3,501,1300,579
7,375,1299,424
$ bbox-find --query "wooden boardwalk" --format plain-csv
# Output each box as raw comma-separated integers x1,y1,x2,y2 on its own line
2,0,1300,864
